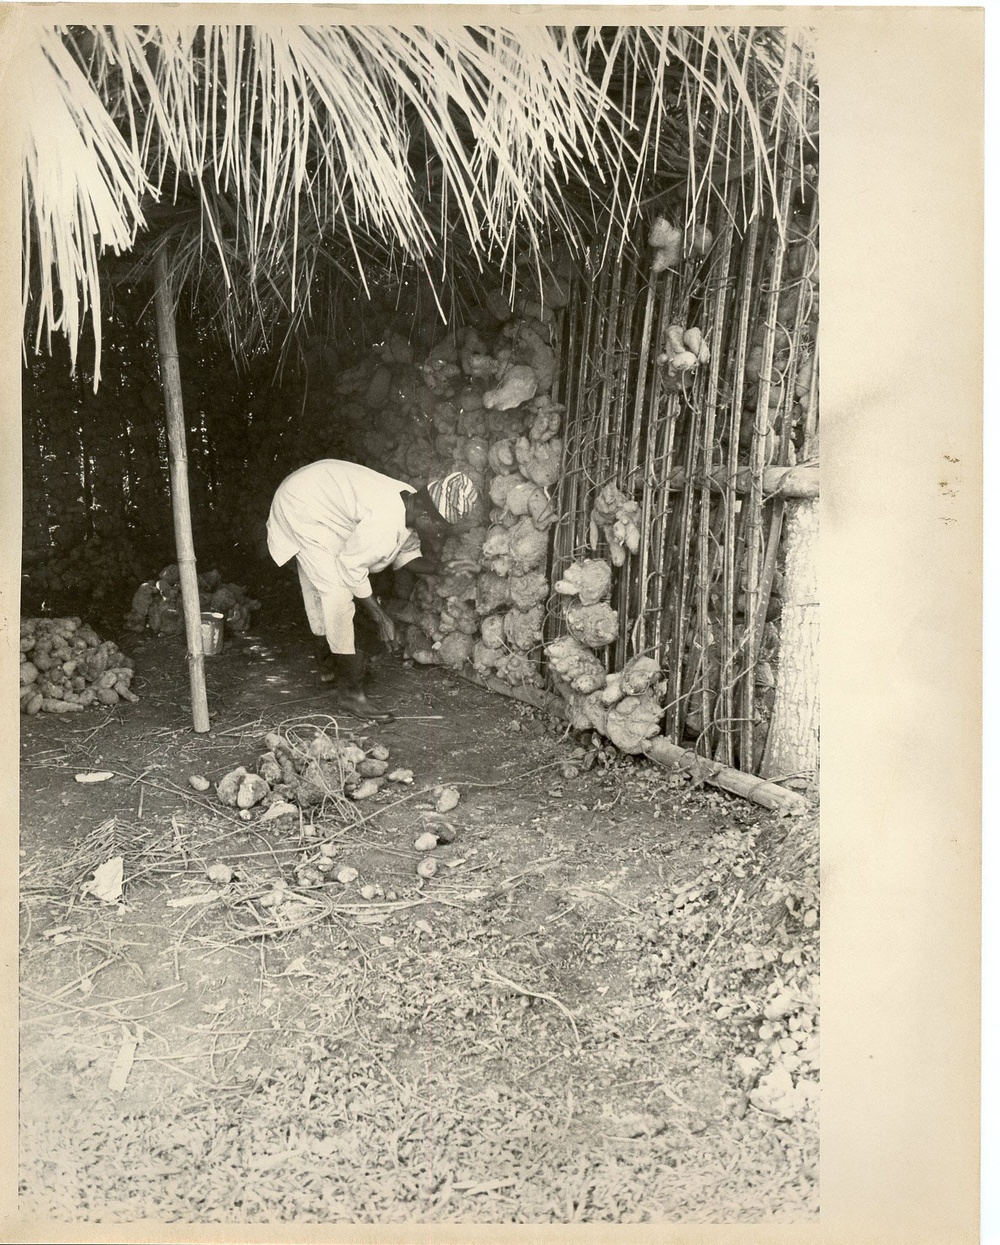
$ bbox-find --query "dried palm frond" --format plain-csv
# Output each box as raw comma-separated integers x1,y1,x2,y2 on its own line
19,27,150,375
16,21,816,384
581,26,817,247
20,22,619,378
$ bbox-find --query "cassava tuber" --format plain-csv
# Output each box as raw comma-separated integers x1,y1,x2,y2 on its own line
20,618,138,715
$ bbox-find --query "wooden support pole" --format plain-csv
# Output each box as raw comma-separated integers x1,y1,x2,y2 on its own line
761,497,820,779
153,248,210,734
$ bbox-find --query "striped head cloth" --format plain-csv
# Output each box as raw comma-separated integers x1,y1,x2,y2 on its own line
426,471,480,525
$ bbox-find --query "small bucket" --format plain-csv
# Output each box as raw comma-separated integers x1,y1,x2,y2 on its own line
200,611,225,655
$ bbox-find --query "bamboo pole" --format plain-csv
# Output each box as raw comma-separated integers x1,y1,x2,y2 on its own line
549,285,579,630
153,248,211,734
645,271,681,661
624,275,657,492
696,227,735,754
666,383,701,742
611,258,639,484
718,211,760,767
740,136,797,770
798,201,821,463
611,255,646,660
648,390,681,660
596,261,622,482
615,261,654,658
565,268,595,563
634,275,673,655
574,264,601,532
643,737,811,816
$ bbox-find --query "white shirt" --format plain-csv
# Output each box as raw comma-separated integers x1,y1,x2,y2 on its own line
267,460,422,599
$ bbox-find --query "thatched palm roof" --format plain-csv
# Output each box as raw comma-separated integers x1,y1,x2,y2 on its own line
17,21,816,383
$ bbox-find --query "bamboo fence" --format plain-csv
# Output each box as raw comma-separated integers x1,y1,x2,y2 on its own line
551,159,818,773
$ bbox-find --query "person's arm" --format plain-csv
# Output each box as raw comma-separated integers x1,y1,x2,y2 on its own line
392,526,444,579
359,594,397,649
400,555,442,576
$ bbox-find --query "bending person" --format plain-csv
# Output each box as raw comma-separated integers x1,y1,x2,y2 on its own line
267,459,479,721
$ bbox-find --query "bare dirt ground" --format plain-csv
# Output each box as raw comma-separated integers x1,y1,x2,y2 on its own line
18,609,819,1225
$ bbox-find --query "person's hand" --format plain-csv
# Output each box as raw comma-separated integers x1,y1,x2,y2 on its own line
375,613,397,650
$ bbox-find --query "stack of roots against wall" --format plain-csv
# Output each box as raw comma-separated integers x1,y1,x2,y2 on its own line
323,271,571,691
275,262,671,764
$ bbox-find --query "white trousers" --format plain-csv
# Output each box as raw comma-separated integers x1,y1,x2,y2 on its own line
296,558,356,654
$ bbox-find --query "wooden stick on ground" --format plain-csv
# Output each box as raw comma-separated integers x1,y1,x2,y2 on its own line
460,668,812,815
459,669,563,715
643,737,811,816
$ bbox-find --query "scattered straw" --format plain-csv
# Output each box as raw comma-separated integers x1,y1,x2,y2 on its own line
480,967,581,1049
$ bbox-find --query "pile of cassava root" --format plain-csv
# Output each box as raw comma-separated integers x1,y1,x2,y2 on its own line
208,720,459,821
214,726,407,814
125,565,261,635
328,270,571,684
19,617,137,714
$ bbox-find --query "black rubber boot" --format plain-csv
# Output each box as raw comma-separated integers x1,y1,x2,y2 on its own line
337,652,367,691
318,650,340,684
328,653,394,723
314,639,339,680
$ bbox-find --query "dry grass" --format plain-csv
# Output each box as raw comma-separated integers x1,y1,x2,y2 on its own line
19,671,817,1224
